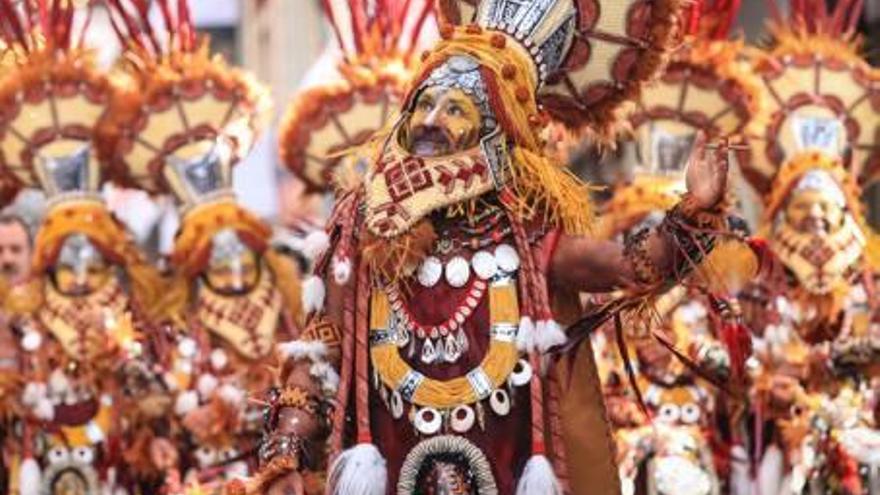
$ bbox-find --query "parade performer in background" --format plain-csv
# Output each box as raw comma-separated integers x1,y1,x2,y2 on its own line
592,2,762,493
241,1,740,494
734,1,880,493
97,1,303,490
0,2,170,493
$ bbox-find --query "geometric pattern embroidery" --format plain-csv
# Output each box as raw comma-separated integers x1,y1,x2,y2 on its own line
385,157,433,202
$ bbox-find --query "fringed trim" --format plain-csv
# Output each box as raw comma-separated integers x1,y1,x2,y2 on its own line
302,276,326,314
309,361,340,396
327,444,388,495
19,457,41,495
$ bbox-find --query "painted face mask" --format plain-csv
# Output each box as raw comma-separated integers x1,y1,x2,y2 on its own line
204,229,260,296
772,171,865,294
52,233,111,297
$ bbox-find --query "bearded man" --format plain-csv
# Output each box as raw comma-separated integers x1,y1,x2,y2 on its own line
245,2,734,495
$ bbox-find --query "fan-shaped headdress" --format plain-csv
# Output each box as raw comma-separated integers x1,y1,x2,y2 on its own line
599,0,760,238
279,0,436,193
98,0,271,277
739,0,880,223
0,1,155,285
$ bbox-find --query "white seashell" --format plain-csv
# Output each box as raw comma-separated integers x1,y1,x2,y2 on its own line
417,256,443,287
494,244,520,273
445,256,471,288
489,389,511,416
509,359,533,387
421,339,438,364
450,405,475,433
390,391,405,419
177,338,197,359
414,407,443,435
210,349,228,371
196,374,219,399
471,251,498,280
21,330,41,352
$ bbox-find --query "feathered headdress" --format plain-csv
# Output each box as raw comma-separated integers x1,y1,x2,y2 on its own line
278,0,436,193
98,0,272,277
599,0,760,239
739,0,880,230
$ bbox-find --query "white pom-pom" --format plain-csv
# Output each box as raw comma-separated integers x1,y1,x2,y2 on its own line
515,455,562,495
174,390,199,416
21,330,42,352
516,316,535,352
328,443,387,495
22,382,47,407
310,361,340,395
196,374,219,399
19,458,41,495
535,320,567,353
210,349,228,371
302,230,330,260
278,339,329,364
48,370,70,396
177,338,197,358
217,384,245,406
34,397,55,421
333,257,352,285
302,276,326,314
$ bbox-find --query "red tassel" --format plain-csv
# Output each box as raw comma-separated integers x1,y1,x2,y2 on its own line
824,437,863,495
720,320,751,383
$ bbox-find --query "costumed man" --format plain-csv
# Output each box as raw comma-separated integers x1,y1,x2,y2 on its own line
244,1,741,494
96,1,304,490
733,1,880,493
590,3,762,494
0,2,171,494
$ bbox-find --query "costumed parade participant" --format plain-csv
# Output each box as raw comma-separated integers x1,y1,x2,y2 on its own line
733,1,880,493
241,1,742,494
96,1,302,491
0,2,172,493
592,2,761,493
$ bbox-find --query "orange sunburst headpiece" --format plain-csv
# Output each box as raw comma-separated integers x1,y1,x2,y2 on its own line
279,0,436,193
740,0,880,201
99,0,272,275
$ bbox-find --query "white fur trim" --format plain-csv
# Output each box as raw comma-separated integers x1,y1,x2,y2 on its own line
21,330,41,352
196,374,219,400
302,276,326,314
328,443,388,495
516,316,535,353
217,384,246,406
535,320,567,353
310,361,340,396
19,458,41,495
22,382,47,407
515,455,562,495
34,397,55,421
333,257,352,285
210,349,228,371
174,390,199,416
278,339,328,363
302,230,331,260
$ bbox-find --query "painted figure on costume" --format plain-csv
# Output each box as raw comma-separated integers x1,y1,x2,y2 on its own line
0,2,171,494
96,2,303,491
240,1,740,495
733,2,880,493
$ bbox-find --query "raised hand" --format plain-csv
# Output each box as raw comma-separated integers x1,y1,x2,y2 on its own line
685,133,730,210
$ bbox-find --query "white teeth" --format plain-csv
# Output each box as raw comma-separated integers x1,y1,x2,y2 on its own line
445,256,471,288
417,256,443,287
